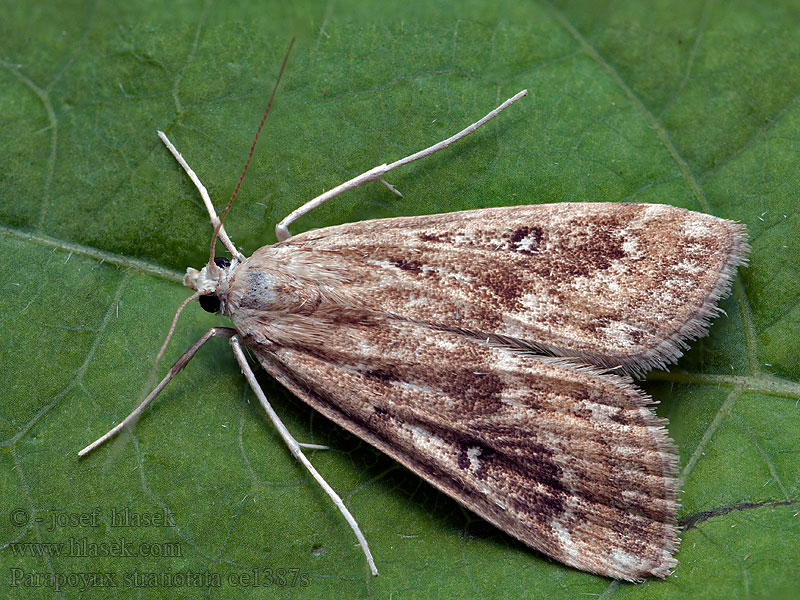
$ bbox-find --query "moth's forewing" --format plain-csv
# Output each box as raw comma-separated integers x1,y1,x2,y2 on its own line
246,315,678,580
263,203,748,376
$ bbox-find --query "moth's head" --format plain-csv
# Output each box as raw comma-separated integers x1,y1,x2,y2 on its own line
184,256,237,315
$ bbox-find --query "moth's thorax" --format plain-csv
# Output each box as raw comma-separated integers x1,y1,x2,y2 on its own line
226,247,338,317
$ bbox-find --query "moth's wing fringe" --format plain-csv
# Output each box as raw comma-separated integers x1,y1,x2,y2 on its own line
616,221,751,377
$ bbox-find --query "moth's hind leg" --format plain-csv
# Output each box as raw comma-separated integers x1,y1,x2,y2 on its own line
274,89,528,241
228,335,378,576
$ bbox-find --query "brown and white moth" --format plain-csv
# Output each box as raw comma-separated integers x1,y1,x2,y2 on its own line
79,77,749,580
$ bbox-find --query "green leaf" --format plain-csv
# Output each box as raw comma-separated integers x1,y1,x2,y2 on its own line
2,1,798,598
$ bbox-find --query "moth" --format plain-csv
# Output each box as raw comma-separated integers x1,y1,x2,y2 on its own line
79,54,749,581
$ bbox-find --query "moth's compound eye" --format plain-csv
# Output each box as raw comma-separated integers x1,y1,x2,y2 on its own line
199,294,222,313
214,257,231,269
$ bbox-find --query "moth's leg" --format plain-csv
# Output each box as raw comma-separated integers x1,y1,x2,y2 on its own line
296,441,329,450
275,89,528,241
157,131,245,261
78,327,237,457
229,335,379,577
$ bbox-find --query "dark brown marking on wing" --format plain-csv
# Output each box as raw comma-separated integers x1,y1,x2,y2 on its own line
390,258,424,272
507,225,543,255
445,371,504,413
418,232,452,243
443,421,569,521
365,367,400,384
536,216,628,283
609,408,648,426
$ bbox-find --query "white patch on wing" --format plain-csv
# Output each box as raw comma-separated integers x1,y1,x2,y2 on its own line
597,319,643,348
642,203,672,222
550,519,580,564
622,237,640,258
674,258,705,276
518,292,560,320
399,423,451,463
681,219,714,238
467,446,483,475
601,276,622,296
432,336,460,352
608,547,645,574
513,233,538,254
403,293,429,309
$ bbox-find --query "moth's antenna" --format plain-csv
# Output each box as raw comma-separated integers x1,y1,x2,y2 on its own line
155,291,202,364
208,37,296,263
